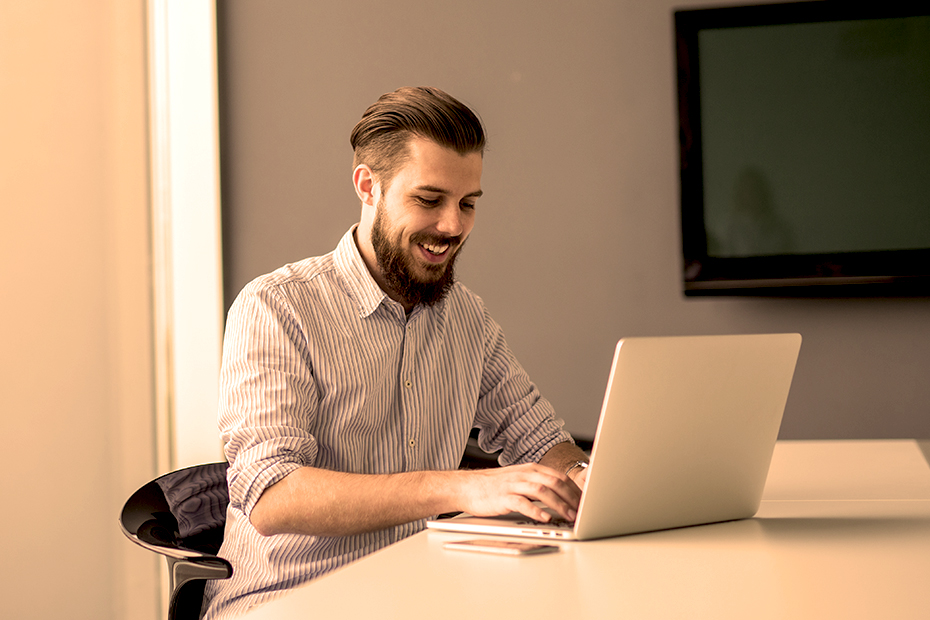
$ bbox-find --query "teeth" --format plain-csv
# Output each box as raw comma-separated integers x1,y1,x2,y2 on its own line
422,243,449,255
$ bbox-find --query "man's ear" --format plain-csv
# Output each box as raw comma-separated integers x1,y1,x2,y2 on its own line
353,164,377,207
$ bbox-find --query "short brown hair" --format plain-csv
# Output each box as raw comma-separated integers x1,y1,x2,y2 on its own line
350,86,486,187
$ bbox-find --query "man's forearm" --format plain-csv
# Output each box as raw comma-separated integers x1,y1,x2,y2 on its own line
249,455,585,538
249,466,461,537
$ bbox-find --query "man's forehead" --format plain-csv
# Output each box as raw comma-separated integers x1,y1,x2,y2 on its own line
391,137,483,193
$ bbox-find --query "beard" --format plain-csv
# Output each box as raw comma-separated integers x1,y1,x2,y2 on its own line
370,203,464,308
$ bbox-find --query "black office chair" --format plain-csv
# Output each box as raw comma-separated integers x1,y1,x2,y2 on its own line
120,462,233,620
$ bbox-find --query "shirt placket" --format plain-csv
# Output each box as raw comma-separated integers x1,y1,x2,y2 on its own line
399,314,422,471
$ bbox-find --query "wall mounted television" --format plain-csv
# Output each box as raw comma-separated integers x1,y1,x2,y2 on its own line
675,1,930,297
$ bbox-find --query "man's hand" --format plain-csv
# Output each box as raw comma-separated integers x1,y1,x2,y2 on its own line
569,462,589,489
454,463,582,523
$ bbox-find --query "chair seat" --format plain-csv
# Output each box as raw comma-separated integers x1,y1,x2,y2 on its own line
120,462,232,620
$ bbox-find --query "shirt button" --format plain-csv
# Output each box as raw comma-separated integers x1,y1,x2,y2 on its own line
409,439,417,448
404,379,412,389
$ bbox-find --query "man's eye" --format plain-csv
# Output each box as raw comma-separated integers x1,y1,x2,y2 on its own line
461,202,476,211
417,196,441,207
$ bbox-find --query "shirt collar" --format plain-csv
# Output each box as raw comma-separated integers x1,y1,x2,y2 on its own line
333,225,387,318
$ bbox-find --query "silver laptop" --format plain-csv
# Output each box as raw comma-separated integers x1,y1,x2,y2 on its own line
427,333,802,541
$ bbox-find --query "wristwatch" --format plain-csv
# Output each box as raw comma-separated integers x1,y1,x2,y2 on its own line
565,460,588,477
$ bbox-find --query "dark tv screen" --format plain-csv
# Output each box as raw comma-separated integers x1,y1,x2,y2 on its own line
675,2,930,296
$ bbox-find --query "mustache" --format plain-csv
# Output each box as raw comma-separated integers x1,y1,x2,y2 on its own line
410,232,463,247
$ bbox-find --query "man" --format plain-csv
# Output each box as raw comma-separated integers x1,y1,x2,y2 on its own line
203,86,589,619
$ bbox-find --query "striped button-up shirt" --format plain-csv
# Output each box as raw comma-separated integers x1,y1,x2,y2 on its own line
203,227,570,618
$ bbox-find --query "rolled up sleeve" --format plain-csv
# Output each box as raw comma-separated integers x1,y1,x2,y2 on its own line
219,281,321,517
473,305,573,466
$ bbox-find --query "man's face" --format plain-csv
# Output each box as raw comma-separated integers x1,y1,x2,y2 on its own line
365,137,483,308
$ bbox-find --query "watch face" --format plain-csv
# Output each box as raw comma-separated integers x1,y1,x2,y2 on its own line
567,461,588,475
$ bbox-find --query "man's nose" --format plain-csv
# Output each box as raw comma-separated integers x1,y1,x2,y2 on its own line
434,203,465,237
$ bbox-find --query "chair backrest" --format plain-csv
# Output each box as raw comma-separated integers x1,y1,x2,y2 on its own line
120,462,232,620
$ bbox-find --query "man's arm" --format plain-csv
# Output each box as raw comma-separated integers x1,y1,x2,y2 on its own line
538,440,590,488
250,442,585,538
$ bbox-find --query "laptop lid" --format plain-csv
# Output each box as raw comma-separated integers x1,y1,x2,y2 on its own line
428,333,802,541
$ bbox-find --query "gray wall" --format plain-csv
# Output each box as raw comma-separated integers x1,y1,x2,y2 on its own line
217,0,929,441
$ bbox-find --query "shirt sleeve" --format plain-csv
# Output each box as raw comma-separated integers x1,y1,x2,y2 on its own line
472,304,573,466
219,280,320,517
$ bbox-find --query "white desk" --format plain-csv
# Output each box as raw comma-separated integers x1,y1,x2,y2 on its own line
244,440,930,619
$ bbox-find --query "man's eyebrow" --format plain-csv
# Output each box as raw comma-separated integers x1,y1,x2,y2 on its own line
415,184,483,199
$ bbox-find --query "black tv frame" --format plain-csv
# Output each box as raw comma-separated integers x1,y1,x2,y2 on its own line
675,1,930,297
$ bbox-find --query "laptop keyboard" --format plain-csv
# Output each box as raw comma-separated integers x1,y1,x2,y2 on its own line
515,516,574,529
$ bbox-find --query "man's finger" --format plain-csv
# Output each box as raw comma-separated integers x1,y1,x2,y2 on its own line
511,478,579,522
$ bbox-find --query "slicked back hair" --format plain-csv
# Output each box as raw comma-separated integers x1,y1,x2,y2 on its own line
350,86,486,189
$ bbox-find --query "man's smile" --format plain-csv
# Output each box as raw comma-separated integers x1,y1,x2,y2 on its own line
412,233,461,265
